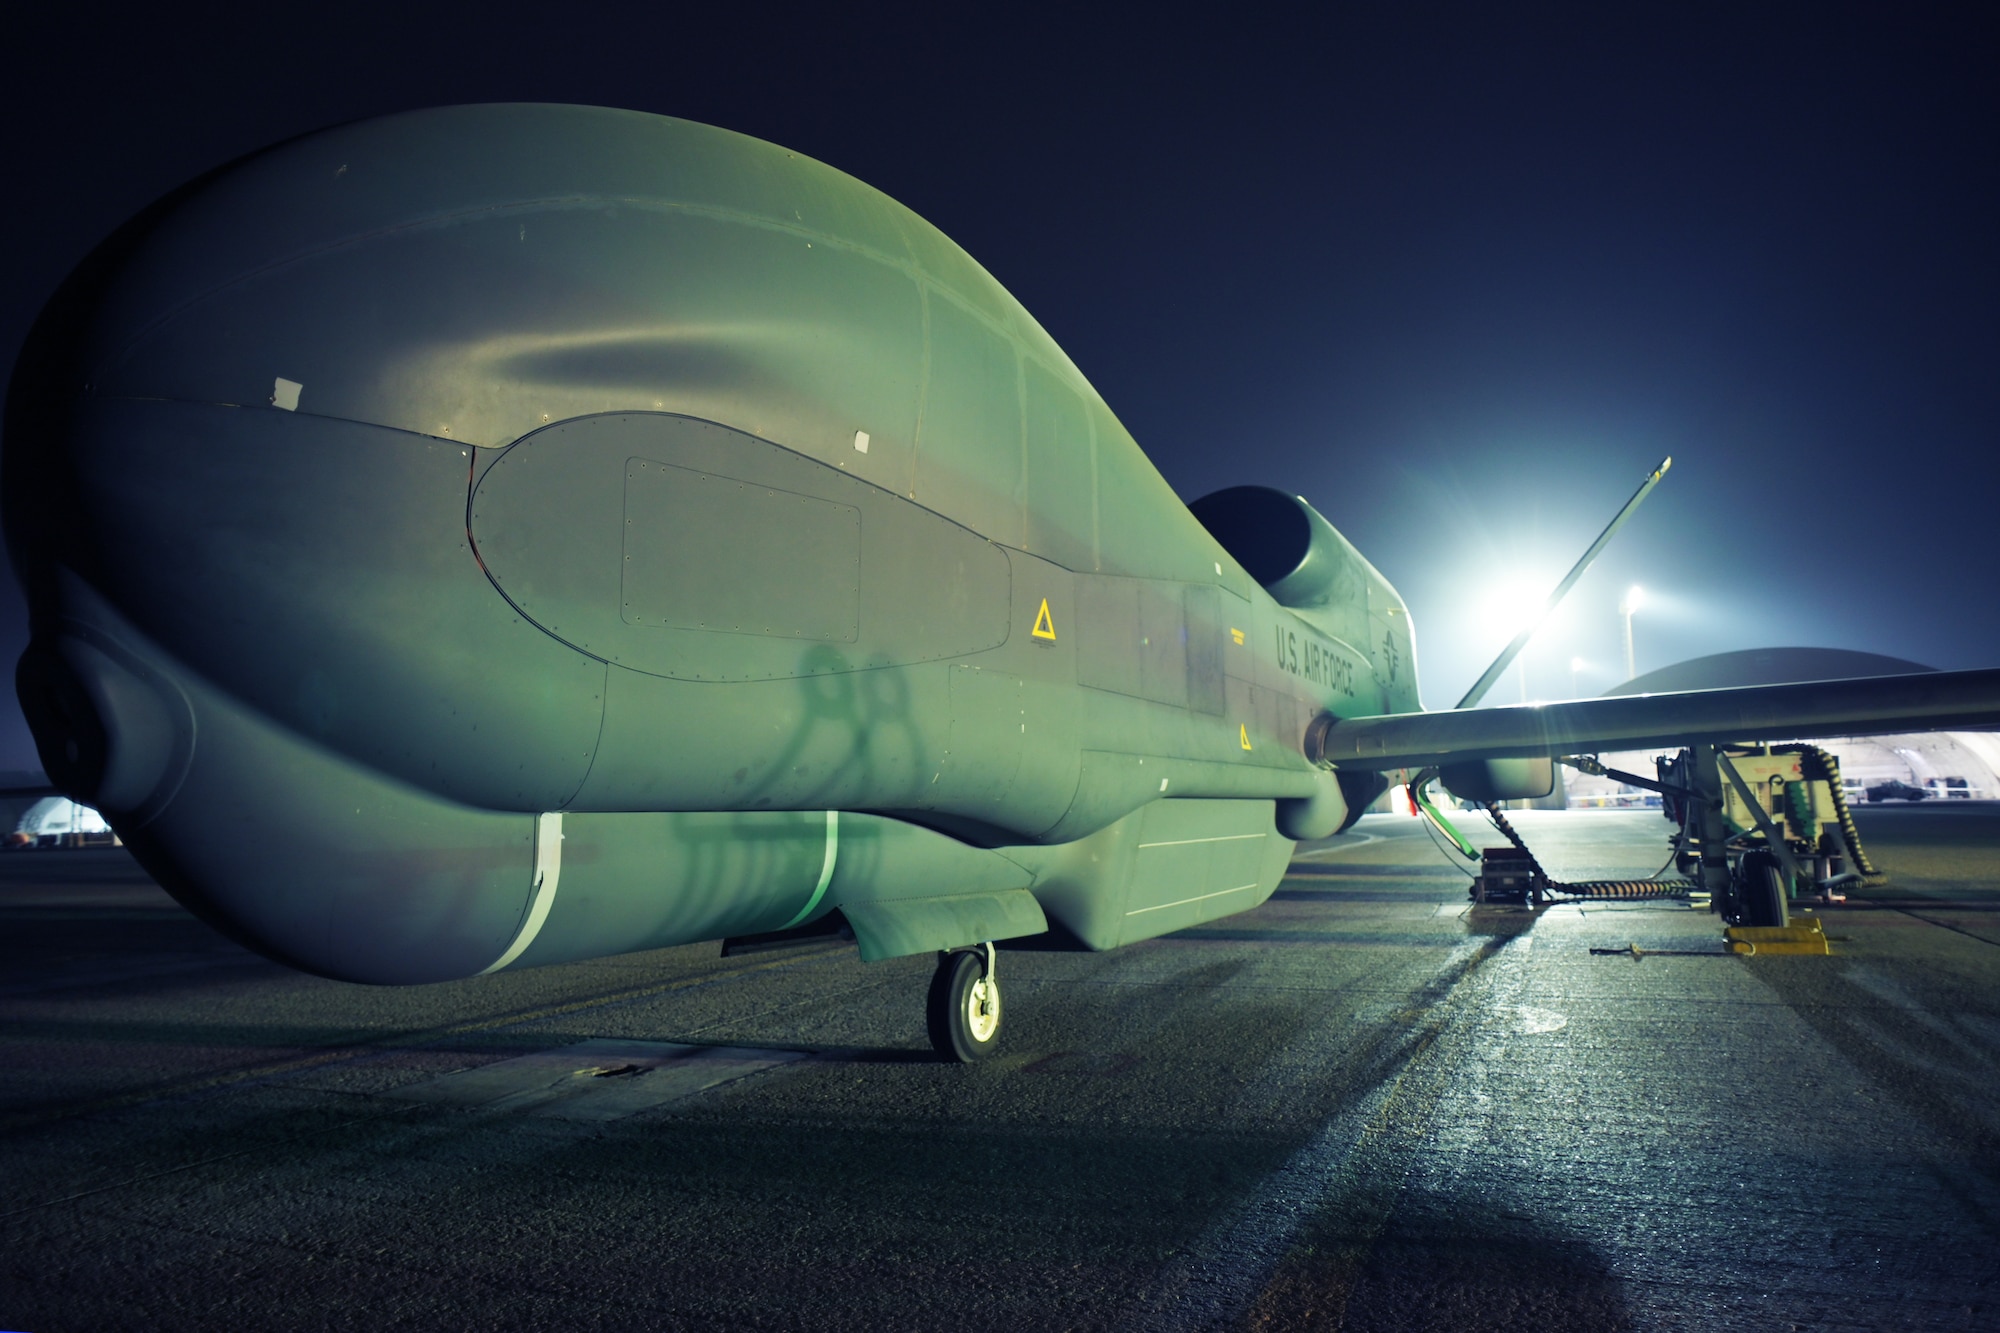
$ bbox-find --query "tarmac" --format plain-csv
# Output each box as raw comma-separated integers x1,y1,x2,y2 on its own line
2,805,1997,1332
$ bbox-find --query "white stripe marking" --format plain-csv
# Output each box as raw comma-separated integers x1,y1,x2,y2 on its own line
481,812,563,975
1125,883,1261,916
778,810,839,930
1137,833,1268,849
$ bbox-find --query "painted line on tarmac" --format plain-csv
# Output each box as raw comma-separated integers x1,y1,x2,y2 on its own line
1119,931,1539,1332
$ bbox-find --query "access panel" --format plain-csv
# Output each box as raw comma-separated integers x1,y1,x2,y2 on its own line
471,412,1010,681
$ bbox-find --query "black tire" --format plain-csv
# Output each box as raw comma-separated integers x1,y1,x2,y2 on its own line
926,950,1002,1063
1739,850,1788,928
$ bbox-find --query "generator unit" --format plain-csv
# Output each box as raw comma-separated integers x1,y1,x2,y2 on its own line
1471,845,1543,905
1657,743,1870,925
1714,748,1839,842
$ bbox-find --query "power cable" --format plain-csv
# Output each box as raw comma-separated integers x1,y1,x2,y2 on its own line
1482,802,1693,901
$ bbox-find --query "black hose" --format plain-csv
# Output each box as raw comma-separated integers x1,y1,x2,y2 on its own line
1724,743,1880,881
1799,745,1878,877
1483,802,1695,901
1474,745,1878,904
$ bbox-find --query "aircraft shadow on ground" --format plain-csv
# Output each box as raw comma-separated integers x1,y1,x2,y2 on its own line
1245,1182,1631,1332
360,1103,1631,1330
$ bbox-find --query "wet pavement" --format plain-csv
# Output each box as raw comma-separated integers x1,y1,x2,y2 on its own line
2,807,1997,1331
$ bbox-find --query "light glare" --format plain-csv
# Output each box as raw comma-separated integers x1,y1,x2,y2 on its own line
1480,571,1559,639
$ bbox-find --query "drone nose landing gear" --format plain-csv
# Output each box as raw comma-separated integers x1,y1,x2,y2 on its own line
927,942,1002,1063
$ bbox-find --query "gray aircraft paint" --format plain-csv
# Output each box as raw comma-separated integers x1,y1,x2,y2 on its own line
7,105,1995,985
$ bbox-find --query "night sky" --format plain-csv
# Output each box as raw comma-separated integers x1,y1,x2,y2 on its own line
2,4,1994,772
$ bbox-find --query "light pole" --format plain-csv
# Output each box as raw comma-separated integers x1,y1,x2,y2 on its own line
1619,585,1644,682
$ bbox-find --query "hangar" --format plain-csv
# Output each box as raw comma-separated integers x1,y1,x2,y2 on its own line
1565,648,1999,805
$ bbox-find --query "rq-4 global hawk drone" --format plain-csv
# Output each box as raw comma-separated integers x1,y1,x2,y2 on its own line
9,105,1997,1059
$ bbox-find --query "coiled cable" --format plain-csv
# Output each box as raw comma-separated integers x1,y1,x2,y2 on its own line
1799,745,1878,877
1483,802,1695,901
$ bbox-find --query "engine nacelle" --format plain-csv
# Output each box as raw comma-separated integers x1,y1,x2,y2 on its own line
1188,485,1370,612
1439,757,1555,804
1189,486,1420,716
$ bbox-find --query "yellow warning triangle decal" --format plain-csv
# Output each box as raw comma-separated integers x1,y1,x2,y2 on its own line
1240,724,1253,751
1031,597,1057,641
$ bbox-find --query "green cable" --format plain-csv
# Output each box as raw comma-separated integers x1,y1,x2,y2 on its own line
1411,776,1480,860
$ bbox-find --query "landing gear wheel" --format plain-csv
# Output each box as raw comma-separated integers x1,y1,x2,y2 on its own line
927,945,1001,1063
1738,850,1788,928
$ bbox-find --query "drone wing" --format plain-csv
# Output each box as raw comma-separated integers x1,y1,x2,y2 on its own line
1312,668,2000,772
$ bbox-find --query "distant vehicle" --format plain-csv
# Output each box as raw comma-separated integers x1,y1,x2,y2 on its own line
1865,779,1930,803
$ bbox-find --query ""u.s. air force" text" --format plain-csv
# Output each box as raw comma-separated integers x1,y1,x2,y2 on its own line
1274,626,1355,694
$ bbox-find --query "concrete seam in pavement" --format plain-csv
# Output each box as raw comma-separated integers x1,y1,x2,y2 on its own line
0,943,846,1138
